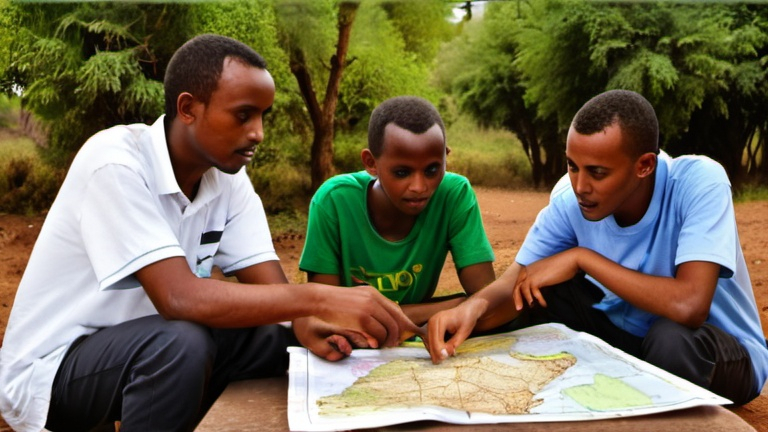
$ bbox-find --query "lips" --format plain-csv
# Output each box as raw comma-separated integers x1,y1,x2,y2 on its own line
403,197,429,209
577,198,597,212
235,146,255,158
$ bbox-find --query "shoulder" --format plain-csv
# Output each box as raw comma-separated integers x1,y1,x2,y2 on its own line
665,153,729,186
437,172,474,197
73,122,154,173
546,173,577,211
430,172,478,209
311,171,371,204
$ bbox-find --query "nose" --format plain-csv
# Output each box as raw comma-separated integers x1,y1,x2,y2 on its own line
409,173,428,194
572,172,590,195
247,116,264,143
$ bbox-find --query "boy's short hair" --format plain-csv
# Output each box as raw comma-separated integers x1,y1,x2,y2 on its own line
367,96,446,157
164,34,267,121
571,89,659,157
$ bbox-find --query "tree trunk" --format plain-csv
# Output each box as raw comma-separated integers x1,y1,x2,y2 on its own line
289,2,359,193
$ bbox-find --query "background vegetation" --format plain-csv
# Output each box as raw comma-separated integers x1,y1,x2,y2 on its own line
0,0,766,219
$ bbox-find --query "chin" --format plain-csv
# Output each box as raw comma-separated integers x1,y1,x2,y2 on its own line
216,165,244,175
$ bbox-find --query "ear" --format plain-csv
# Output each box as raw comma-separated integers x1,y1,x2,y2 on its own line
176,92,199,125
636,152,657,179
361,149,378,176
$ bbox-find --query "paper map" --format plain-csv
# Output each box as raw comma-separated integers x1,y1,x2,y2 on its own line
287,323,730,431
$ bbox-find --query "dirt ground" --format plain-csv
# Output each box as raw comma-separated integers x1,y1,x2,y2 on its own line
0,187,766,430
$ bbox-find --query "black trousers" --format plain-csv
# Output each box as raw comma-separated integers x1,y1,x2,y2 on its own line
45,315,297,432
507,276,759,405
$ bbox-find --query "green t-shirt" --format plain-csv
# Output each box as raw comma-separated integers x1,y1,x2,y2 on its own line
299,171,494,304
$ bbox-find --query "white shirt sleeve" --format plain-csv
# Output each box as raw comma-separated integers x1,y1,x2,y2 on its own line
80,163,185,290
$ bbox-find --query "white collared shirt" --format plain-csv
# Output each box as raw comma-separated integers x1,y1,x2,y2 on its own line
0,116,277,431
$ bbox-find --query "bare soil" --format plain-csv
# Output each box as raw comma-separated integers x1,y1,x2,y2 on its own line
0,187,766,430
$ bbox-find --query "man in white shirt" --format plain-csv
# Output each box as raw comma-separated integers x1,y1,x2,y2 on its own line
0,34,417,432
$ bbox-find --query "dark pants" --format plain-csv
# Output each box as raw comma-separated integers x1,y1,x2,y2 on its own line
45,315,297,432
508,276,759,405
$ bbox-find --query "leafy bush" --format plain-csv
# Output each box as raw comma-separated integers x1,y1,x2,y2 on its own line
0,95,19,128
333,131,366,174
734,183,768,203
248,161,312,214
0,153,64,214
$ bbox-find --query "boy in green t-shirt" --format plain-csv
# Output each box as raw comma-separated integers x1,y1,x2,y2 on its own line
300,96,503,334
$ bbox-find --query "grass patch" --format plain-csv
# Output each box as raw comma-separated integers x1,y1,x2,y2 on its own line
267,209,308,239
734,183,768,203
445,116,531,189
0,134,38,161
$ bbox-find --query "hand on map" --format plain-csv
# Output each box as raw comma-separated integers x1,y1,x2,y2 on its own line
317,285,423,349
293,316,374,361
513,249,582,310
424,297,487,364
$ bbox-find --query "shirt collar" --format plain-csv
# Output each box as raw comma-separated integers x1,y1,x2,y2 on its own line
146,115,182,196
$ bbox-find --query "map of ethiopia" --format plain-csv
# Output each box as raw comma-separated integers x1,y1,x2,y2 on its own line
287,323,729,431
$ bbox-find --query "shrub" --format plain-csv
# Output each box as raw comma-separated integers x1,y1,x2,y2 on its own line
0,154,65,214
248,161,312,214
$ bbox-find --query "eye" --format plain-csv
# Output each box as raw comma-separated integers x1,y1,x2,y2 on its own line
236,111,251,124
589,168,607,179
567,161,578,172
393,168,410,178
425,164,441,177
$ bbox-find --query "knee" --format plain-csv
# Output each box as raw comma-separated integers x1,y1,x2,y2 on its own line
642,319,697,363
642,318,689,354
143,319,216,373
641,318,713,387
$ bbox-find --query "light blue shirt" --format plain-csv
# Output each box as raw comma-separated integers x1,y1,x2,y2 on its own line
517,151,768,394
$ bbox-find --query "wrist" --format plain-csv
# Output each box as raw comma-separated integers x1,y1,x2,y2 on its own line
462,295,489,321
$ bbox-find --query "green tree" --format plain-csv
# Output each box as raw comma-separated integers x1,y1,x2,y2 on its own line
517,1,768,185
335,1,446,131
3,2,194,164
439,0,768,186
434,1,565,187
275,0,357,192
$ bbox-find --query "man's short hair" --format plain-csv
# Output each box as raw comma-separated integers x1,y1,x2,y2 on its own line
367,96,446,157
571,89,659,156
164,34,267,121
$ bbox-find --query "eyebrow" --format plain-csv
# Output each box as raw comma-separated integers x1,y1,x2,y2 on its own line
566,157,608,171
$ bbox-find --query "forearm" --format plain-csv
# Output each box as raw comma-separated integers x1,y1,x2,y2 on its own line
153,276,329,327
401,296,466,326
573,248,717,327
461,263,522,328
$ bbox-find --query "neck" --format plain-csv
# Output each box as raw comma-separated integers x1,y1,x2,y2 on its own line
367,180,417,241
615,175,655,227
167,118,207,200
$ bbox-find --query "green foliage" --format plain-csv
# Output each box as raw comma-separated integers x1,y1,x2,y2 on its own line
734,183,768,202
436,0,768,186
444,116,531,189
248,160,312,214
377,0,454,60
332,130,366,174
336,2,441,129
0,136,65,214
5,2,196,163
0,94,19,128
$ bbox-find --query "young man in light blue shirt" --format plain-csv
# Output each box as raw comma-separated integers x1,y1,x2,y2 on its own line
424,89,768,405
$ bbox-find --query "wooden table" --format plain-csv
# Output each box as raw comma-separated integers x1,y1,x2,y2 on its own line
196,377,755,432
